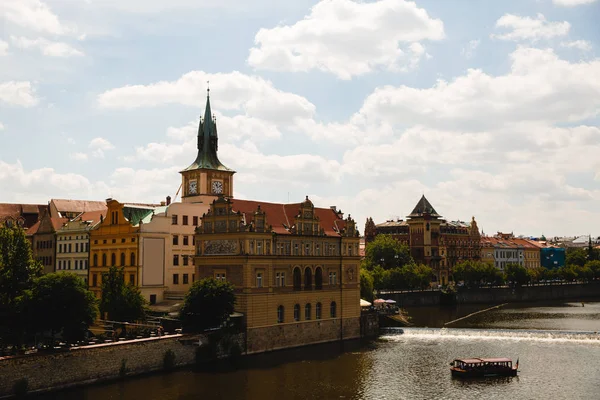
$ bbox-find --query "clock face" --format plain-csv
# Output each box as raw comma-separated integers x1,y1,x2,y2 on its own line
212,180,223,194
189,180,197,195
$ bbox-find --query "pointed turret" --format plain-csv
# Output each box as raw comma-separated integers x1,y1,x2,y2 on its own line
183,88,232,172
408,195,440,218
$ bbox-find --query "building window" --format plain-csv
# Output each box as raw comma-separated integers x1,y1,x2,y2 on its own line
304,267,312,289
277,305,284,323
330,301,337,318
172,215,178,225
173,255,179,266
183,274,189,284
173,235,179,246
276,272,285,287
257,241,263,255
329,271,337,285
316,302,322,320
68,243,72,253
183,236,189,246
102,253,107,266
120,252,125,266
193,216,199,226
129,274,135,285
173,274,179,284
92,274,98,287
215,272,226,281
84,260,88,269
305,303,311,320
192,274,195,282
293,267,301,290
293,304,300,322
93,254,98,266
130,253,136,266
256,272,263,288
183,215,188,225
315,267,323,290
183,255,189,265
110,253,116,266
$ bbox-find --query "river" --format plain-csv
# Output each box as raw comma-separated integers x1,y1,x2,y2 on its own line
41,300,600,400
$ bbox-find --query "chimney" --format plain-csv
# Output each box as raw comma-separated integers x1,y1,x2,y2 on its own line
166,196,171,206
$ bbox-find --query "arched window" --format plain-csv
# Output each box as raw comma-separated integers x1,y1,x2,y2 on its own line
130,253,136,267
305,303,311,320
111,253,116,266
120,252,125,266
277,305,284,323
93,254,98,267
315,267,323,290
316,302,322,320
293,267,301,291
102,253,107,266
304,267,312,290
293,304,300,321
330,301,337,318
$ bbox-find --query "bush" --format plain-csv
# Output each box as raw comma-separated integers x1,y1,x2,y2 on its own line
163,349,176,370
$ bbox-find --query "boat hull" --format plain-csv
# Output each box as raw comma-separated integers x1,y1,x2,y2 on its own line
451,368,517,378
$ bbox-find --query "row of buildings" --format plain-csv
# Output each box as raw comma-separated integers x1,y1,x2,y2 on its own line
364,197,588,281
0,92,362,353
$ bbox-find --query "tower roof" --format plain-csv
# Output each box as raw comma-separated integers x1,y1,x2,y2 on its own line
408,195,440,218
181,90,233,173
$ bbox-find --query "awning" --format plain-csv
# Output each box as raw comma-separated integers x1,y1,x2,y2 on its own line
373,299,386,304
385,299,397,304
360,299,372,307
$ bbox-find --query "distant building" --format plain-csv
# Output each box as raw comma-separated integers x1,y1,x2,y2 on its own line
0,203,47,229
480,234,541,270
49,199,107,220
26,210,68,274
366,195,481,285
56,210,106,284
540,247,566,270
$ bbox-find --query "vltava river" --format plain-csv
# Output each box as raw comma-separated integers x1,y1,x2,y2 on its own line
44,301,600,400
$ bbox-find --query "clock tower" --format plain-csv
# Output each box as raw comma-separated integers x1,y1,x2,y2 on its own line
180,89,235,203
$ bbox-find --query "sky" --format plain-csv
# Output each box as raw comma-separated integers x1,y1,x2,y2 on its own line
1,0,599,238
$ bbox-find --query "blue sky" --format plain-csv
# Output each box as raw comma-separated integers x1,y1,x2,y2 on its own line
1,0,599,237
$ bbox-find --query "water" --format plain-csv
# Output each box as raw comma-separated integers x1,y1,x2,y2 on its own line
41,301,600,400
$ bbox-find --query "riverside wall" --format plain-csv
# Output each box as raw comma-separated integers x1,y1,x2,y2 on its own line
0,334,201,398
384,283,600,307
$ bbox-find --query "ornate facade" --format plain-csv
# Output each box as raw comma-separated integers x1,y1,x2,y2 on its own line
366,195,481,285
190,93,362,353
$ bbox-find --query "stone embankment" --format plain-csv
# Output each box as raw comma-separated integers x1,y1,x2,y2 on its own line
383,282,600,307
0,334,202,398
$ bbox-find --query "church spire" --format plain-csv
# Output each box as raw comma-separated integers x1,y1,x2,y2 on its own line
183,87,232,173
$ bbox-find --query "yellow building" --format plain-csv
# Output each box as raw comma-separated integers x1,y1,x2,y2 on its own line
187,92,362,353
88,199,156,297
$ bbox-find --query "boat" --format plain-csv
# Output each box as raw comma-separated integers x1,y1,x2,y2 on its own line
450,358,518,378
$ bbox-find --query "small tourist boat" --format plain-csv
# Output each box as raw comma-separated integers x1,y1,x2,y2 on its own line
450,358,518,378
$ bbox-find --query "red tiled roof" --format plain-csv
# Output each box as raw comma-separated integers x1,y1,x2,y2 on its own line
228,199,347,237
50,217,69,231
26,221,41,236
51,199,107,214
77,210,107,225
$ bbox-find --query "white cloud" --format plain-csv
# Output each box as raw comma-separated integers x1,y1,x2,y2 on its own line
247,0,444,79
0,122,4,131
560,40,592,51
69,152,88,161
0,40,8,56
461,39,480,59
492,14,570,42
553,0,597,6
0,81,40,107
10,36,84,57
0,0,77,36
353,47,600,132
89,137,115,158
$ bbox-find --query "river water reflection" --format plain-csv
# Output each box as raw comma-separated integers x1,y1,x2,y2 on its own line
45,301,600,400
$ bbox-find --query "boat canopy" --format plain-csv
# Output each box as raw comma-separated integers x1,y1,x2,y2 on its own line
454,358,512,364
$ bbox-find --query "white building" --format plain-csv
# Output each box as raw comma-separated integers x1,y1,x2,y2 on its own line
56,210,106,284
138,200,210,304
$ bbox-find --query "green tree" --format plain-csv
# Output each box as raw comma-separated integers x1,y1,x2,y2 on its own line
370,265,390,291
584,260,600,280
566,248,587,267
365,235,413,270
100,266,146,322
505,263,529,286
527,266,545,284
180,278,235,333
23,273,98,343
558,265,578,282
360,269,374,302
0,225,42,348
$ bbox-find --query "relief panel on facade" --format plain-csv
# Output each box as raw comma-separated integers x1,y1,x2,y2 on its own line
204,239,239,255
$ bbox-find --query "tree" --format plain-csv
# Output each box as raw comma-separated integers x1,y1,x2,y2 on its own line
180,278,235,333
566,248,587,267
505,263,529,286
23,273,98,343
365,234,413,270
360,269,374,302
584,260,600,280
0,225,42,348
100,266,146,322
527,266,545,284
